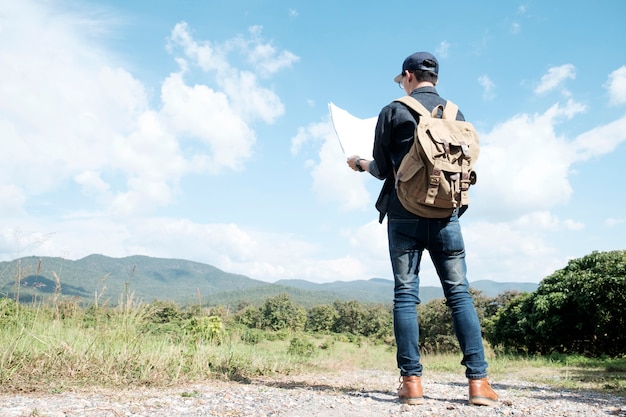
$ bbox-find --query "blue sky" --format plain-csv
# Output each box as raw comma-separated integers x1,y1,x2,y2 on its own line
1,0,625,286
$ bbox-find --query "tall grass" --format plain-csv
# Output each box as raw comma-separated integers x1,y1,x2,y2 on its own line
1,297,624,395
0,297,319,392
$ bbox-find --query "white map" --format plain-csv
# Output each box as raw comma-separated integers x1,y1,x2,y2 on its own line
328,102,377,161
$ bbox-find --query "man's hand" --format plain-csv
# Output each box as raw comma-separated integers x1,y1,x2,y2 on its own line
347,155,361,171
347,155,367,172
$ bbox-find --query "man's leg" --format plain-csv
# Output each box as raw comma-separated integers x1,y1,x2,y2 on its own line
388,218,425,404
427,213,498,405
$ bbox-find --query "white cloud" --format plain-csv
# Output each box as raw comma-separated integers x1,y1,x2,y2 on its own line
290,126,310,156
534,64,576,95
159,73,255,173
573,113,626,162
0,1,298,218
174,23,300,80
221,71,286,124
243,25,300,77
478,75,496,100
167,23,289,124
473,100,585,216
606,66,626,105
436,41,451,59
515,211,584,231
0,185,26,217
606,218,624,227
463,219,565,283
346,219,388,260
167,22,228,73
74,171,110,196
0,4,147,198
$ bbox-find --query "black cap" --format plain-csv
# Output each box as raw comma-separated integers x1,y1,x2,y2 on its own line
393,52,439,83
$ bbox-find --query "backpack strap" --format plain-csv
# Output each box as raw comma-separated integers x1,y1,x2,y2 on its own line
395,96,432,118
442,101,458,120
426,162,443,205
395,96,459,120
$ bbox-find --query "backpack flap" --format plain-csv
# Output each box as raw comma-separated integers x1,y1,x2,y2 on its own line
418,119,479,207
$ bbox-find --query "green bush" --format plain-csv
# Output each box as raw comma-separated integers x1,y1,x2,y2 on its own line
185,316,224,344
260,294,307,332
487,250,626,357
240,328,263,345
332,300,367,335
236,305,261,328
264,329,289,341
144,300,181,324
287,337,316,358
0,297,20,325
362,304,393,342
306,304,338,333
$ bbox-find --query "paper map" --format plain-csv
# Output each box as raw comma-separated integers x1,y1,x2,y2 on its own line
328,102,377,161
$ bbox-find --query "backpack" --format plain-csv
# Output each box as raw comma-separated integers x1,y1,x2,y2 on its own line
393,96,479,219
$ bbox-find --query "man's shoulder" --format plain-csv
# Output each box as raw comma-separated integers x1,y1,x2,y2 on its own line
379,99,410,117
410,92,466,121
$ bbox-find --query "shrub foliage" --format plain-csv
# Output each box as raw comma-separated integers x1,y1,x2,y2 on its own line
486,250,626,357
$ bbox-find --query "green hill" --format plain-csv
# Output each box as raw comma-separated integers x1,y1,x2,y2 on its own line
0,255,537,309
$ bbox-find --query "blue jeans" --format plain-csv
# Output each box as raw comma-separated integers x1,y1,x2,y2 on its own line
388,210,488,379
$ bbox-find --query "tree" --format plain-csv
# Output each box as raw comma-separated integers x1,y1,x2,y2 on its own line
260,293,307,332
484,292,534,353
306,304,339,333
332,300,367,335
487,250,626,357
362,304,393,341
144,300,181,324
236,304,262,328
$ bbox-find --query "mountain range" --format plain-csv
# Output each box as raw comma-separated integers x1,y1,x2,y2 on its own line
0,254,539,309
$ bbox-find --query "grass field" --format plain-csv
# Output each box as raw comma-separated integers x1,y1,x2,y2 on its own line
1,299,624,396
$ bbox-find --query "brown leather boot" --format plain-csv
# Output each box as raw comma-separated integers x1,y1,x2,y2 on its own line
398,375,424,405
468,378,498,406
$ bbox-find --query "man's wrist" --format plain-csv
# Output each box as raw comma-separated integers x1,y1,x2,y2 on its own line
356,159,365,172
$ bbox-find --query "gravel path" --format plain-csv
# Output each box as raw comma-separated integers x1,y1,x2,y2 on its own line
1,370,625,417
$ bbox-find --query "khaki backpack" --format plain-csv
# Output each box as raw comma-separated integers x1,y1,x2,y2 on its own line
393,96,479,219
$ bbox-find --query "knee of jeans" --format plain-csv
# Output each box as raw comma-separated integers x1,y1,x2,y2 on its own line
445,289,474,309
442,277,469,296
394,289,420,306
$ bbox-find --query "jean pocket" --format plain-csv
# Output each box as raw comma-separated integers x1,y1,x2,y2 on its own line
388,219,420,252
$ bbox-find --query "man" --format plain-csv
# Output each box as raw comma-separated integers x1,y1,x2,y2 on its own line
346,52,498,407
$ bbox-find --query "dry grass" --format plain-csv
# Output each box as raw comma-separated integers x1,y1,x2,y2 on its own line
0,300,624,396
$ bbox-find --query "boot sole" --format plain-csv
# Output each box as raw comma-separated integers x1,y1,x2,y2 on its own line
400,397,425,405
469,396,498,406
